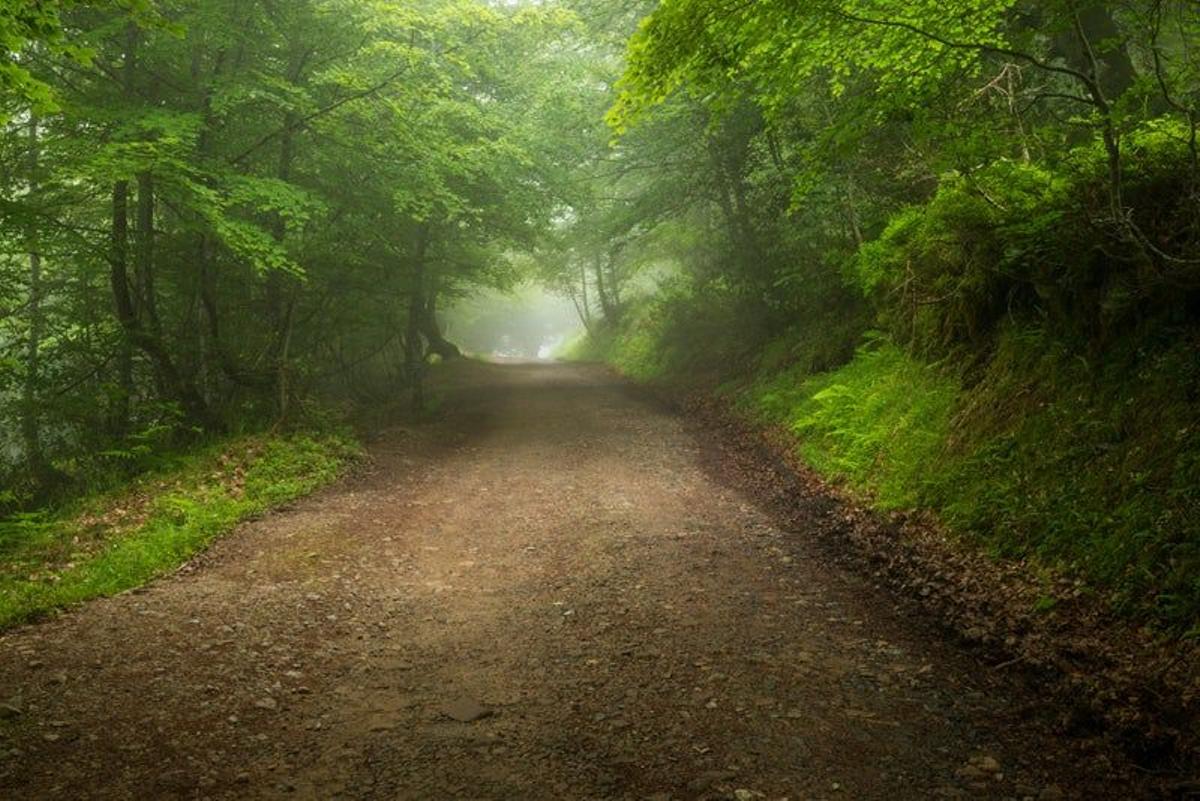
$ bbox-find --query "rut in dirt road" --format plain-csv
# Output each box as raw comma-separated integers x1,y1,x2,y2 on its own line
0,362,1149,800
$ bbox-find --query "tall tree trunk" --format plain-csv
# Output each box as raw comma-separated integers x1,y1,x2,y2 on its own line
405,226,432,413
192,46,230,399
579,260,593,330
198,235,273,392
569,260,594,336
594,254,619,323
135,172,161,336
110,179,135,436
708,135,762,283
23,115,45,477
109,26,214,431
108,24,139,438
405,309,425,414
606,254,622,312
276,293,297,427
268,108,301,422
420,289,461,360
267,44,314,422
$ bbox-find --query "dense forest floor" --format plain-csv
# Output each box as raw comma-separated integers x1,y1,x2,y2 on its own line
0,361,1180,800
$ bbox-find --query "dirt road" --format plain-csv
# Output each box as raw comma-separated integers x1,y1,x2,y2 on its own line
0,362,1151,799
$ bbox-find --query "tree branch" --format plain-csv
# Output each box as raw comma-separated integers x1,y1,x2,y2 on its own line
831,8,1104,103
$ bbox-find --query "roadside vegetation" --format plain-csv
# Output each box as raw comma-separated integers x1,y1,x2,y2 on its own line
0,1,608,610
563,3,1200,635
578,138,1200,633
0,431,357,628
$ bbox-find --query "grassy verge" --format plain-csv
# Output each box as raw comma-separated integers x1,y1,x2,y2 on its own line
0,431,360,629
576,297,1200,635
736,339,958,512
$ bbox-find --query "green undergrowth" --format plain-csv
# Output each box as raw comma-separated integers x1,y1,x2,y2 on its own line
743,327,1199,630
0,431,360,629
576,295,1200,635
741,339,958,511
563,285,779,387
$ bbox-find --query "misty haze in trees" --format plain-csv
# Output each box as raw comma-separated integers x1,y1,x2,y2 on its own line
444,287,581,360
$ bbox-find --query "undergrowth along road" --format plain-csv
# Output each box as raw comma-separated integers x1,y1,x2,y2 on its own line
0,433,358,629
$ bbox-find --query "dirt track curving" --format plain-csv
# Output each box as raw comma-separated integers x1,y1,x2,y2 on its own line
0,361,1157,799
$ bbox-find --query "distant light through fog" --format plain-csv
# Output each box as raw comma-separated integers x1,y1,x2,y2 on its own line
444,285,584,362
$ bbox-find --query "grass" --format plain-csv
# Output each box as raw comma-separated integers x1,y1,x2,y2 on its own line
0,431,360,629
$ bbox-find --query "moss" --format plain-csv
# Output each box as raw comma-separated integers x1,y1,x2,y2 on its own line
927,325,1200,626
582,305,1200,633
568,123,1200,634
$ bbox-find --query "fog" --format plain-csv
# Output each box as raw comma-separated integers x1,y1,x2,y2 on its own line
443,285,584,361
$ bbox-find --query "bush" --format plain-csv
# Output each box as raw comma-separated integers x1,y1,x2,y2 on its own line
571,279,771,385
854,119,1200,356
583,120,1200,633
733,320,1200,631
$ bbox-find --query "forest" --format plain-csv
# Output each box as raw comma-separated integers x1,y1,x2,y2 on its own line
1,0,1200,798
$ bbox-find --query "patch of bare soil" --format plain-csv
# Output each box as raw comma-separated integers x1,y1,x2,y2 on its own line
0,361,1188,799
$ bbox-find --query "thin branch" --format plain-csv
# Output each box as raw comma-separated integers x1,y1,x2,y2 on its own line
832,8,1105,103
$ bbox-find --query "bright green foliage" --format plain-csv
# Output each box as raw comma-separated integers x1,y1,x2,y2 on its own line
586,298,1200,630
569,278,771,386
0,0,94,115
854,121,1200,354
0,0,582,503
742,342,958,511
926,327,1200,626
0,431,357,628
612,0,1015,131
743,323,1200,629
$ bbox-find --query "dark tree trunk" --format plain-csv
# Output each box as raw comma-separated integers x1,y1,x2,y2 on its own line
709,135,767,296
420,292,461,360
594,254,619,323
110,179,134,436
405,226,432,413
135,172,161,335
111,181,215,430
108,27,214,432
197,237,273,391
405,310,425,414
23,115,45,477
578,261,593,331
570,260,594,336
268,103,302,424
